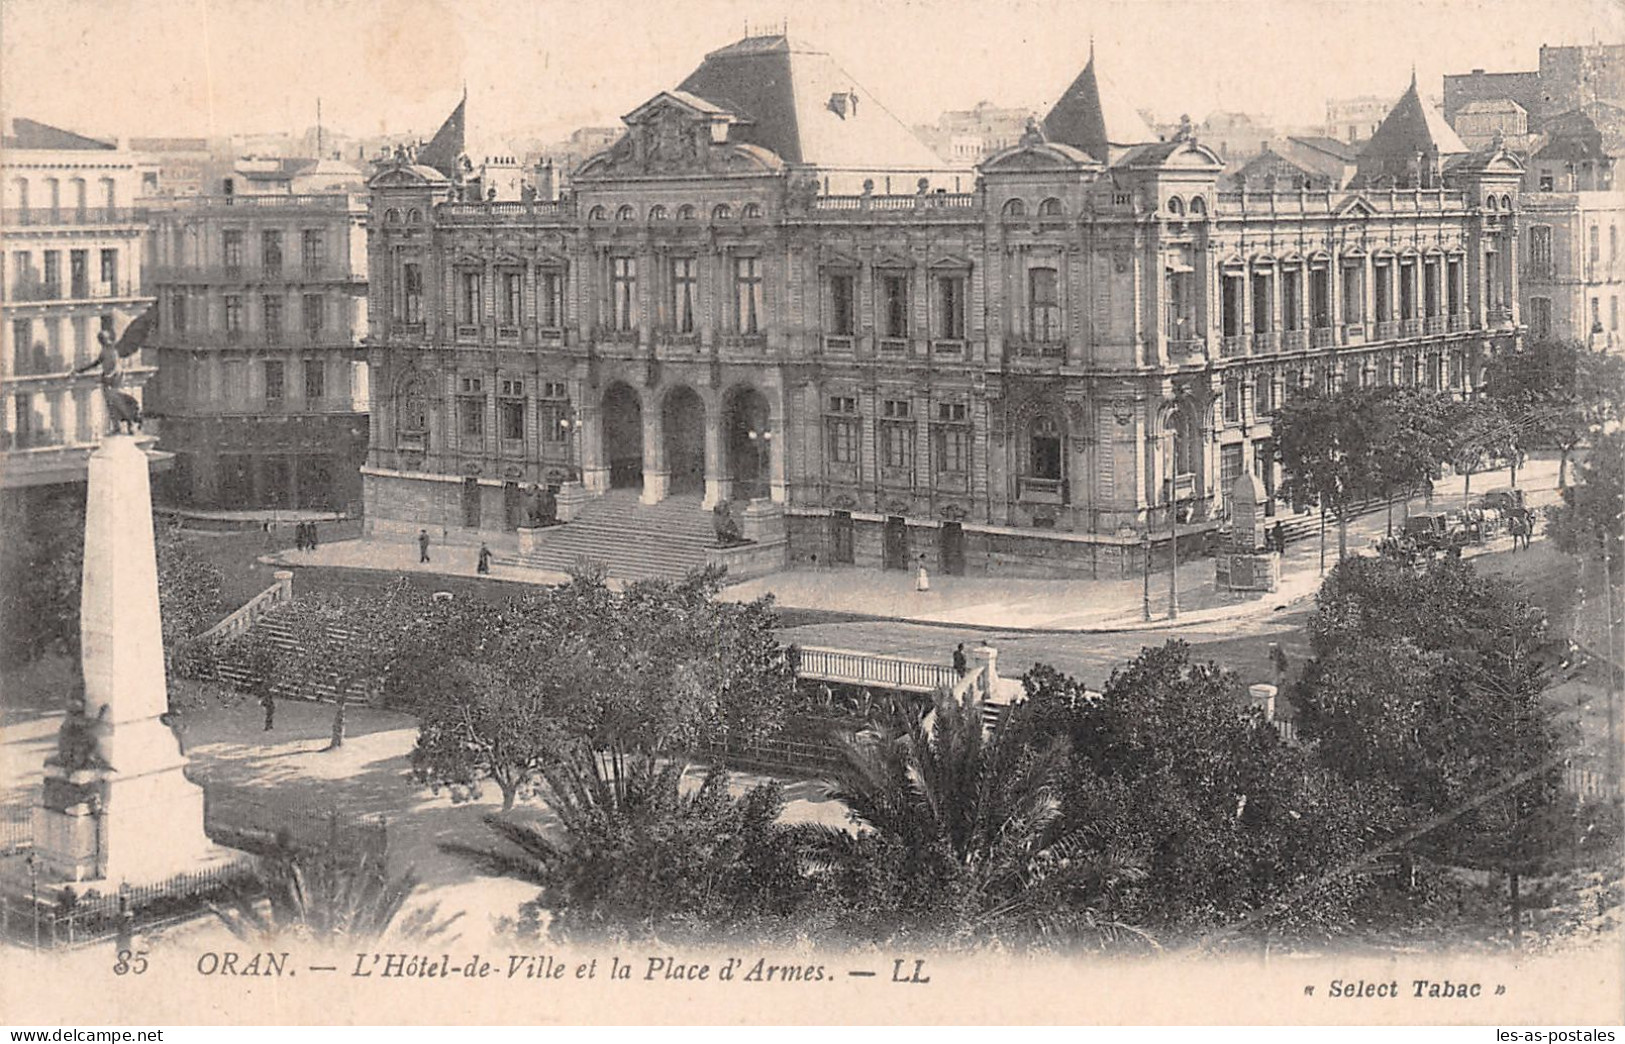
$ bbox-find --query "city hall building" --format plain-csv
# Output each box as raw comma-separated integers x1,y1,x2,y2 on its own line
362,35,1525,577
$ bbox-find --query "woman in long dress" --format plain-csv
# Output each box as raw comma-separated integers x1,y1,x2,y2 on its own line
916,554,931,592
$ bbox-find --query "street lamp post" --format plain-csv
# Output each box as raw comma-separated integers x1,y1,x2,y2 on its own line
1168,416,1180,621
1142,531,1153,622
747,427,772,499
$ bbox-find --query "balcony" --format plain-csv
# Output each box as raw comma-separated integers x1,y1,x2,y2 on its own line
1374,320,1400,340
1220,334,1247,357
1311,327,1336,348
822,334,855,354
1018,476,1065,503
3,207,147,228
931,339,966,359
1168,338,1207,359
5,279,148,304
1449,313,1470,332
877,337,909,357
394,321,426,338
454,323,481,342
1252,331,1279,353
1425,315,1448,335
1342,323,1365,343
496,324,522,342
1282,329,1308,351
144,263,361,285
721,332,768,350
1401,318,1424,337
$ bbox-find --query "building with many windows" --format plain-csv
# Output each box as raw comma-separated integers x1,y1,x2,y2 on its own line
361,33,1523,577
142,180,371,511
1,118,159,487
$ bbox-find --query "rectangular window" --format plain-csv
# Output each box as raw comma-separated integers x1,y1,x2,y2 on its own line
263,295,283,340
671,257,697,334
261,230,283,274
827,418,858,464
1447,259,1463,314
612,257,637,331
1223,377,1242,424
1222,273,1243,336
828,273,855,335
935,273,965,340
99,249,117,289
1528,225,1553,272
1311,266,1331,327
225,295,243,340
1398,262,1416,319
540,380,566,400
459,396,485,438
540,402,571,443
935,426,969,473
42,251,60,297
264,360,284,405
828,395,857,415
460,376,484,394
403,263,423,323
1341,264,1363,323
880,272,910,339
1281,267,1302,330
11,251,31,297
501,398,525,441
1529,297,1552,340
459,270,482,325
734,256,763,334
304,358,324,401
500,271,522,324
303,294,323,339
1590,226,1601,265
1029,267,1060,341
69,250,88,299
936,402,968,422
223,231,243,275
882,398,912,420
302,229,326,276
539,269,564,329
881,423,915,470
12,319,32,370
1373,262,1392,321
1251,271,1272,333
171,292,187,333
1254,372,1273,415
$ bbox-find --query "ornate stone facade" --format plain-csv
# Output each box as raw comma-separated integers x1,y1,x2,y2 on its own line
361,34,1525,578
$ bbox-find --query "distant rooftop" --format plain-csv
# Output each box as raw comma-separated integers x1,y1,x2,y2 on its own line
4,117,116,151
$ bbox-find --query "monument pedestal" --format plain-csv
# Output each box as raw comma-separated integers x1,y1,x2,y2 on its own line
32,435,226,889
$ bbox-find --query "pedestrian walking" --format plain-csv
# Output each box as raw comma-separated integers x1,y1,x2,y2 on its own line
262,520,273,550
1272,521,1286,554
418,528,431,564
261,692,275,732
916,554,931,593
308,521,319,551
952,643,967,677
477,542,491,575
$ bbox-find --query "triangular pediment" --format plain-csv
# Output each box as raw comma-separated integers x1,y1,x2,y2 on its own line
533,249,569,268
1335,194,1377,218
820,249,861,268
452,252,485,268
872,251,913,270
624,90,734,127
981,141,1095,173
929,253,972,270
492,252,526,267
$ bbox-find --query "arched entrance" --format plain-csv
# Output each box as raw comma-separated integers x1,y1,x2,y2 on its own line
662,385,706,495
723,385,771,501
602,382,643,490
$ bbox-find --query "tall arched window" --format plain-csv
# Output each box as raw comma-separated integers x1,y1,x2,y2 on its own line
616,204,636,222
677,204,696,221
588,205,607,221
1029,415,1062,481
1167,196,1185,216
1038,197,1064,217
1002,198,1026,217
742,202,763,219
712,203,732,220
1190,195,1207,216
649,204,668,221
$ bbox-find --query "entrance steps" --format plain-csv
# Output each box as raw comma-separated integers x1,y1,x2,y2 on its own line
493,490,716,582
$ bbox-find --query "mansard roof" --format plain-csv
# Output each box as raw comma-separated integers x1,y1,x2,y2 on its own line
1354,73,1468,182
1041,50,1157,163
670,33,945,169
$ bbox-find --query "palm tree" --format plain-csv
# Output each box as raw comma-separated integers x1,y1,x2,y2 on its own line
209,849,461,943
823,689,1152,948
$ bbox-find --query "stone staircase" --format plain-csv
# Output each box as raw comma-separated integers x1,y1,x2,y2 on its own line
494,491,716,582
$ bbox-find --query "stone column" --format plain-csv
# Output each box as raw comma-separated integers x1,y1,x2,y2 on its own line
703,396,729,508
768,409,787,504
580,400,609,493
641,388,667,505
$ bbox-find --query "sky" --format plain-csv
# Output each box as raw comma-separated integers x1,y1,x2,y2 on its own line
1,0,1620,147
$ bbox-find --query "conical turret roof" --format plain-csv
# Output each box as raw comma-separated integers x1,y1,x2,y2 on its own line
1041,47,1157,164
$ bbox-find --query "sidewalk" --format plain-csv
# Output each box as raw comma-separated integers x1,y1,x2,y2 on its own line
260,457,1564,633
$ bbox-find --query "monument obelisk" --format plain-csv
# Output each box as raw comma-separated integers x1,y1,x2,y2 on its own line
32,434,218,885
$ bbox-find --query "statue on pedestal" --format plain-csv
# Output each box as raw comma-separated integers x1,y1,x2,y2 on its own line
74,329,142,435
46,694,113,775
712,500,742,546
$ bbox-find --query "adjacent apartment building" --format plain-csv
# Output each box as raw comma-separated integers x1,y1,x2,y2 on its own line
2,119,159,487
142,162,371,511
360,34,1523,578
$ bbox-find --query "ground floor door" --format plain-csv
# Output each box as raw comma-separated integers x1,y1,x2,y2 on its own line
462,477,481,528
940,522,965,576
830,511,854,565
882,516,908,570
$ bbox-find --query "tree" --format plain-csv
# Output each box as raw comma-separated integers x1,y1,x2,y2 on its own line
1445,397,1518,497
210,848,460,943
1483,339,1625,487
1275,388,1385,561
1021,647,1388,940
1547,430,1624,574
819,687,1149,947
1294,554,1572,930
445,756,820,944
412,659,557,811
1368,389,1451,535
154,520,225,682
